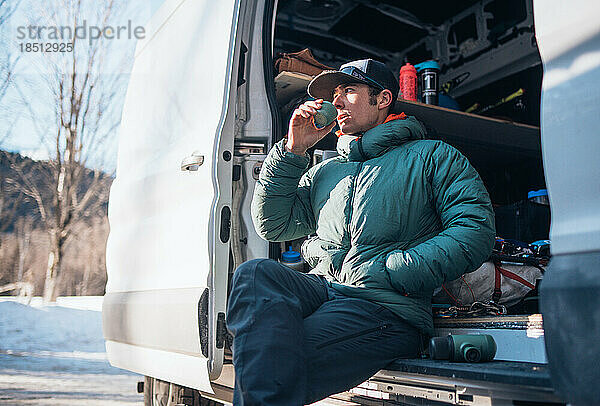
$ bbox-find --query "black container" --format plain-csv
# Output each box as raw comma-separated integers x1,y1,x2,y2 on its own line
415,60,440,106
420,69,439,105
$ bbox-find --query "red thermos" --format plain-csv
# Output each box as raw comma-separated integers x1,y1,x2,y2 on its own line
399,63,417,101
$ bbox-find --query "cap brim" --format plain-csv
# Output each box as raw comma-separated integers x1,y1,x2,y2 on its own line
307,70,370,100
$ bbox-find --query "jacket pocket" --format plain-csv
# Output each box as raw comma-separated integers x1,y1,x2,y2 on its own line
315,323,391,350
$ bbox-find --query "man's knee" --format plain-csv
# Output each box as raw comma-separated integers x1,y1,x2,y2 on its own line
228,259,281,309
231,258,288,291
227,259,283,334
232,259,274,289
232,258,265,281
229,259,263,300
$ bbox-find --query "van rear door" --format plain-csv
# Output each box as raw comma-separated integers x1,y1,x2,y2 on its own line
534,1,600,404
102,0,244,391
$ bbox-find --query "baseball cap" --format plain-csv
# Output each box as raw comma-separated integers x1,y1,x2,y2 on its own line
307,59,399,103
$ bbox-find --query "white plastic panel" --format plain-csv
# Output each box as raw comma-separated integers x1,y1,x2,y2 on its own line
238,0,273,142
534,1,600,255
241,156,269,261
106,340,213,393
102,288,204,355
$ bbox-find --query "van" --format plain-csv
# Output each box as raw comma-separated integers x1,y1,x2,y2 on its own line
102,0,600,404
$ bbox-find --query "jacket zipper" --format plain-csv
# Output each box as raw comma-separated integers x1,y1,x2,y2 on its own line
346,162,364,236
335,162,363,278
316,323,391,349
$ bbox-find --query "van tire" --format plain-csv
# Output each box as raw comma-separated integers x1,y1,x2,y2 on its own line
144,376,224,406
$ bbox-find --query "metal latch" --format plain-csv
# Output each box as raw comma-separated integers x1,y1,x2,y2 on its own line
216,312,227,349
181,152,204,171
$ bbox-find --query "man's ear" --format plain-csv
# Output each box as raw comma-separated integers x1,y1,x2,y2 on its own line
378,89,393,111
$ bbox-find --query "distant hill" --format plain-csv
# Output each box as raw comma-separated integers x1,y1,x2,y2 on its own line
0,150,113,296
0,149,113,231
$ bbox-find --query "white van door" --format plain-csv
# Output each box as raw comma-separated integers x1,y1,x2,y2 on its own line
534,1,600,404
103,0,246,391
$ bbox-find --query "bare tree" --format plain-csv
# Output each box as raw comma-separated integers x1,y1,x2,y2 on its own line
0,0,21,102
0,155,21,234
0,0,20,30
12,0,127,301
0,152,25,272
15,217,32,284
0,0,22,244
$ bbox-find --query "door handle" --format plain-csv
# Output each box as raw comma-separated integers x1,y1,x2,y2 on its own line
181,152,205,171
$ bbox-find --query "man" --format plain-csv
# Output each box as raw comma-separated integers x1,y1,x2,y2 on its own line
227,59,495,405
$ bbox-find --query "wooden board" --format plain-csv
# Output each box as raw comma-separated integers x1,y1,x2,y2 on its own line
393,98,541,164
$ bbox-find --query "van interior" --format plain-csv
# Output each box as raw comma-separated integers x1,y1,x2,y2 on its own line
271,0,545,202
228,0,556,402
267,0,547,315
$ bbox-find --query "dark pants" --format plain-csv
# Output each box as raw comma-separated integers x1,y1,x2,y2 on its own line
226,259,421,405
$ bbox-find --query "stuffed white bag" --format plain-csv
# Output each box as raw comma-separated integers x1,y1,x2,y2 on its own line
433,261,543,307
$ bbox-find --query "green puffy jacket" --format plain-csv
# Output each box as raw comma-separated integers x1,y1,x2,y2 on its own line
252,116,495,335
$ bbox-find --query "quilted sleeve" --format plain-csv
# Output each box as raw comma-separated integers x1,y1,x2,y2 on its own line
251,139,316,242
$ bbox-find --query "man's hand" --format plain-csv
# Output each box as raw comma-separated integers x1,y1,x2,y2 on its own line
286,99,337,156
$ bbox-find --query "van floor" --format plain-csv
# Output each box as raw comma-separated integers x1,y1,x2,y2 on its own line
383,358,550,388
224,351,551,388
221,354,565,404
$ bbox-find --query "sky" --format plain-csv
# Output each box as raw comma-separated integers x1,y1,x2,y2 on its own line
0,0,166,171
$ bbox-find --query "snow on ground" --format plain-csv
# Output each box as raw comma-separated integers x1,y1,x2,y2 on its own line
0,297,143,405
